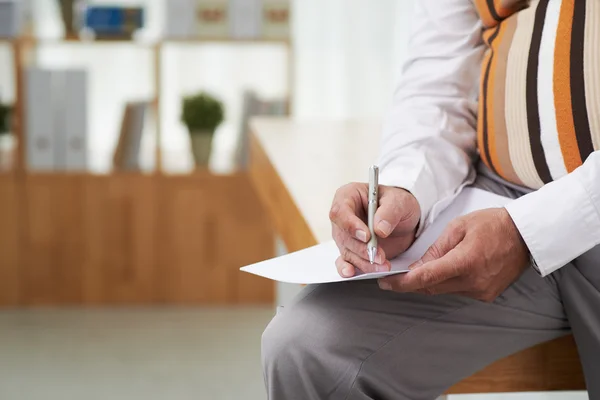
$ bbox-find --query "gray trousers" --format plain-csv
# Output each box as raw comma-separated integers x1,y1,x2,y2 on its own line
262,168,600,400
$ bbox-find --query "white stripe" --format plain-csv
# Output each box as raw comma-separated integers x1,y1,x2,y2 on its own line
537,0,568,180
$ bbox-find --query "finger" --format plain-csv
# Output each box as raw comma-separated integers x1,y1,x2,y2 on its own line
333,228,387,264
379,248,465,292
340,247,390,274
409,219,467,269
414,276,469,296
336,256,355,278
330,201,370,243
374,187,418,238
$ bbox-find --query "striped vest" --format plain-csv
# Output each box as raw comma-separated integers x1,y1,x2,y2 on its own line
474,0,600,189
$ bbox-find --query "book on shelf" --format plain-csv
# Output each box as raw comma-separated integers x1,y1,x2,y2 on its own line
164,0,291,40
164,0,196,39
81,5,145,39
262,0,290,40
196,0,229,38
113,101,150,171
57,0,76,36
0,0,21,38
229,0,261,39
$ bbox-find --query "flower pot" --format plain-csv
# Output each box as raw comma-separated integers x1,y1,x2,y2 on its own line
189,131,214,168
0,134,15,171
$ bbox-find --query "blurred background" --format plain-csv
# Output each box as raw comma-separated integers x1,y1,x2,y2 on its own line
0,1,587,399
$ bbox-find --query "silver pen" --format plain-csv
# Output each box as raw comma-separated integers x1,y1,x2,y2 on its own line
367,165,379,264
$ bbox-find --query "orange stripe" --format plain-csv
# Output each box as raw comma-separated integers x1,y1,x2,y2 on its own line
475,0,499,28
478,48,493,168
554,0,581,172
485,22,508,176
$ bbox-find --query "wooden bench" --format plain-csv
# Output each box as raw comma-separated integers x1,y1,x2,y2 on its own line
248,118,586,394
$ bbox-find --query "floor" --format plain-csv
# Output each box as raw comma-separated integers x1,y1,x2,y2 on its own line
0,308,588,400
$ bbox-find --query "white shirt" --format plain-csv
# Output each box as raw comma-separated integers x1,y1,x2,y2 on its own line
378,0,600,277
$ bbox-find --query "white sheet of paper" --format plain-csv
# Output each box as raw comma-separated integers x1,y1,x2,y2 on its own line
241,188,513,284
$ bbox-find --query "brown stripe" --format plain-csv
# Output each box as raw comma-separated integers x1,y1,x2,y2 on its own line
505,5,545,189
554,0,581,172
526,0,552,184
487,0,502,21
491,16,523,185
475,0,499,27
570,0,595,163
480,25,502,172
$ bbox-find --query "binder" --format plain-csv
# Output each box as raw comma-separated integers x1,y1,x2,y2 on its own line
113,101,149,171
0,0,20,38
196,0,229,38
64,70,88,171
262,0,290,40
26,68,56,171
165,0,196,38
229,0,261,39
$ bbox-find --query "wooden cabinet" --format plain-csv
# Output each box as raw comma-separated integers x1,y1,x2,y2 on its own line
0,172,275,306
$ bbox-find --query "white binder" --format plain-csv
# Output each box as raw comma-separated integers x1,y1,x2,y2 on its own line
63,69,88,171
196,0,229,38
229,0,261,39
165,0,196,38
262,0,290,40
26,68,55,171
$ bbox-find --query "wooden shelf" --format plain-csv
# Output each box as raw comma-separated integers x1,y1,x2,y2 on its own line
161,37,291,45
1,36,290,46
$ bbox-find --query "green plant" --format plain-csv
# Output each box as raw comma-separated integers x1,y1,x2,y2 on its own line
181,92,224,134
0,104,11,135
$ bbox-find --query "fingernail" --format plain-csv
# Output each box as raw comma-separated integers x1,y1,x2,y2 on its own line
376,254,384,265
342,266,353,277
375,264,388,273
355,230,367,242
379,281,391,290
377,221,392,236
409,259,423,270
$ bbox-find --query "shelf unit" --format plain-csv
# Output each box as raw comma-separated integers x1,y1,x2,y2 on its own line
3,35,294,174
0,34,290,306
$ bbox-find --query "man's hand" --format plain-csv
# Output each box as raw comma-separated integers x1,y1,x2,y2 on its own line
329,183,421,278
378,208,530,302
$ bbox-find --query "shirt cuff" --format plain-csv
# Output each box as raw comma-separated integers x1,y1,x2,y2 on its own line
379,164,437,237
504,170,600,277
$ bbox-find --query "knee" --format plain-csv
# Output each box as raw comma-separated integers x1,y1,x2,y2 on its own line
261,309,308,379
261,298,346,388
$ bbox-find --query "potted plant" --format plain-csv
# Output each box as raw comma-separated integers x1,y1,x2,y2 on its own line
181,91,224,168
0,104,13,169
0,104,10,135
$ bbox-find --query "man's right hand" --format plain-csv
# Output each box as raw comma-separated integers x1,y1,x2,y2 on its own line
329,183,421,278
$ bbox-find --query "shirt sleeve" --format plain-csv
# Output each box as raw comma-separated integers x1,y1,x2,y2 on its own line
505,151,600,277
378,0,485,235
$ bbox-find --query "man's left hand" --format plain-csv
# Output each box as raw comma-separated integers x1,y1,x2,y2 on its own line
378,208,530,302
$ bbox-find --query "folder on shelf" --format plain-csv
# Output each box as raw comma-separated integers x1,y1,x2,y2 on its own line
229,0,261,39
196,0,229,38
113,101,149,171
262,0,290,40
63,70,88,171
0,0,21,38
26,68,56,171
165,0,196,38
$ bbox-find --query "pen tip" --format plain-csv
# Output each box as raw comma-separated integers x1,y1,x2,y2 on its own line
367,247,376,264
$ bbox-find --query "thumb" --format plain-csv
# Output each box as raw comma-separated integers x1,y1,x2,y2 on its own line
409,219,466,270
374,186,419,238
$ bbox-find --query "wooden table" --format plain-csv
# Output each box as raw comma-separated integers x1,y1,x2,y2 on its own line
249,117,586,394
